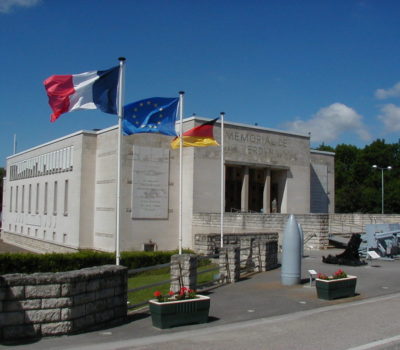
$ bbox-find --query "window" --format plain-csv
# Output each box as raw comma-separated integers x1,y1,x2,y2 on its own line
52,231,56,241
64,180,69,216
44,182,48,215
28,184,32,213
9,187,13,212
15,186,19,212
35,183,39,214
21,185,25,213
53,181,58,215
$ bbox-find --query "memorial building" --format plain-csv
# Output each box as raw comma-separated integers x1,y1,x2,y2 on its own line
1,117,335,253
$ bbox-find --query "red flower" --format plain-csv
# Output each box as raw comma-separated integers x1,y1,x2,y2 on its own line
153,291,162,297
168,291,175,296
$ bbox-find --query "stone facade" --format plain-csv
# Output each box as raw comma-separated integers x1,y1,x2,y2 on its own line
0,265,127,340
1,117,335,254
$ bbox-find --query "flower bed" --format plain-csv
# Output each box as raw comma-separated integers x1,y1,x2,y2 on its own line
315,269,357,300
149,288,210,329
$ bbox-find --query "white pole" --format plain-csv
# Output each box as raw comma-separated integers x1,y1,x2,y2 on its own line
116,57,126,265
381,168,384,214
220,112,225,248
178,91,184,254
13,134,17,154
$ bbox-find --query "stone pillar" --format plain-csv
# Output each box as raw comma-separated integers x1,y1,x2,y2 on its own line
170,254,198,292
219,246,240,283
252,239,279,272
241,166,249,212
240,237,255,269
263,168,271,214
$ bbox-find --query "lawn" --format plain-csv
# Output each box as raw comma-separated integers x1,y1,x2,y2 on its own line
127,263,219,309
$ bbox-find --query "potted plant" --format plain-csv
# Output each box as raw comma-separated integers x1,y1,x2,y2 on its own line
149,287,210,329
315,269,357,300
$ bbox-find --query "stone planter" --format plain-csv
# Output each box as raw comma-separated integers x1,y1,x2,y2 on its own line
149,295,210,329
316,275,357,300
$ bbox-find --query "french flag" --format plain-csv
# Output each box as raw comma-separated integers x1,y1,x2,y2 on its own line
44,66,119,122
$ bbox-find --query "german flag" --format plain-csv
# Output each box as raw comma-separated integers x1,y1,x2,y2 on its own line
171,118,219,149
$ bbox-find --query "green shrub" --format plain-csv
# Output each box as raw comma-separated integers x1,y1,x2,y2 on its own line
0,250,187,275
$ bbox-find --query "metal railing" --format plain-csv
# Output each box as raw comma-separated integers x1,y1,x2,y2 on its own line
127,262,176,310
328,216,366,235
196,254,220,290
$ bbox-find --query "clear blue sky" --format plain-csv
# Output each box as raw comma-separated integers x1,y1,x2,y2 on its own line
1,0,400,167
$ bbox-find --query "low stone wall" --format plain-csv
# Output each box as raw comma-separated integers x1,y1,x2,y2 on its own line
194,232,278,255
0,265,127,340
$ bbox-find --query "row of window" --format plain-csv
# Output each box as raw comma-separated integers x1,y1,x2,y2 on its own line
8,224,68,244
9,180,69,216
9,146,74,181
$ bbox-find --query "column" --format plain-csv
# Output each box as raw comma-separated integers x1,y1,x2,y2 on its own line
219,246,240,283
263,168,271,213
170,254,198,293
241,166,249,212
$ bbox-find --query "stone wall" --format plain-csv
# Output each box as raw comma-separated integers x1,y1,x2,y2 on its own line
193,213,328,251
194,232,279,255
0,265,127,340
329,213,400,234
193,213,400,252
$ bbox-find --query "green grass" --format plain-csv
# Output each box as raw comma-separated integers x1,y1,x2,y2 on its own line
127,264,219,309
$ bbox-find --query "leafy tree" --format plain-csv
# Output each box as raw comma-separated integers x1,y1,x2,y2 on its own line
315,143,335,153
321,139,400,213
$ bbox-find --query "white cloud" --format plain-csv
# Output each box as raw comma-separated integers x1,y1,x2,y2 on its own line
0,0,41,13
284,103,371,143
375,82,400,100
378,103,400,132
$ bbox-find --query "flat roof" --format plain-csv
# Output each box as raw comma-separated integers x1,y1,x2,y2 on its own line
180,116,310,139
7,116,310,161
310,149,335,156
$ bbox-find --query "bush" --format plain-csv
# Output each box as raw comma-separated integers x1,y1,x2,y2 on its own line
0,250,183,275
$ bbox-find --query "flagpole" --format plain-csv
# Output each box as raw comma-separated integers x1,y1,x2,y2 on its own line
13,134,17,154
178,91,184,255
220,112,225,248
116,57,126,265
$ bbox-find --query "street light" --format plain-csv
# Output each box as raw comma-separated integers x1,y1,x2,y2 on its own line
372,165,392,214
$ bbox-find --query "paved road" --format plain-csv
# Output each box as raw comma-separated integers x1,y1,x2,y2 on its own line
2,249,400,349
6,293,400,350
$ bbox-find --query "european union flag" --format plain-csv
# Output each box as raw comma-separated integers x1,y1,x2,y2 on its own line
123,97,179,136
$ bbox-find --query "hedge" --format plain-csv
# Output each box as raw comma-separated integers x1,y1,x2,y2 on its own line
0,250,182,275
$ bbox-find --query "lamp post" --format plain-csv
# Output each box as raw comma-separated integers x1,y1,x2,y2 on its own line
372,165,392,214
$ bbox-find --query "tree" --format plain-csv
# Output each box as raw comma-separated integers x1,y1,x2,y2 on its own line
322,139,400,213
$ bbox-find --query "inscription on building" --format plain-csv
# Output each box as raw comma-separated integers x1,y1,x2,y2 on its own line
132,146,169,219
226,131,288,148
225,129,305,165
